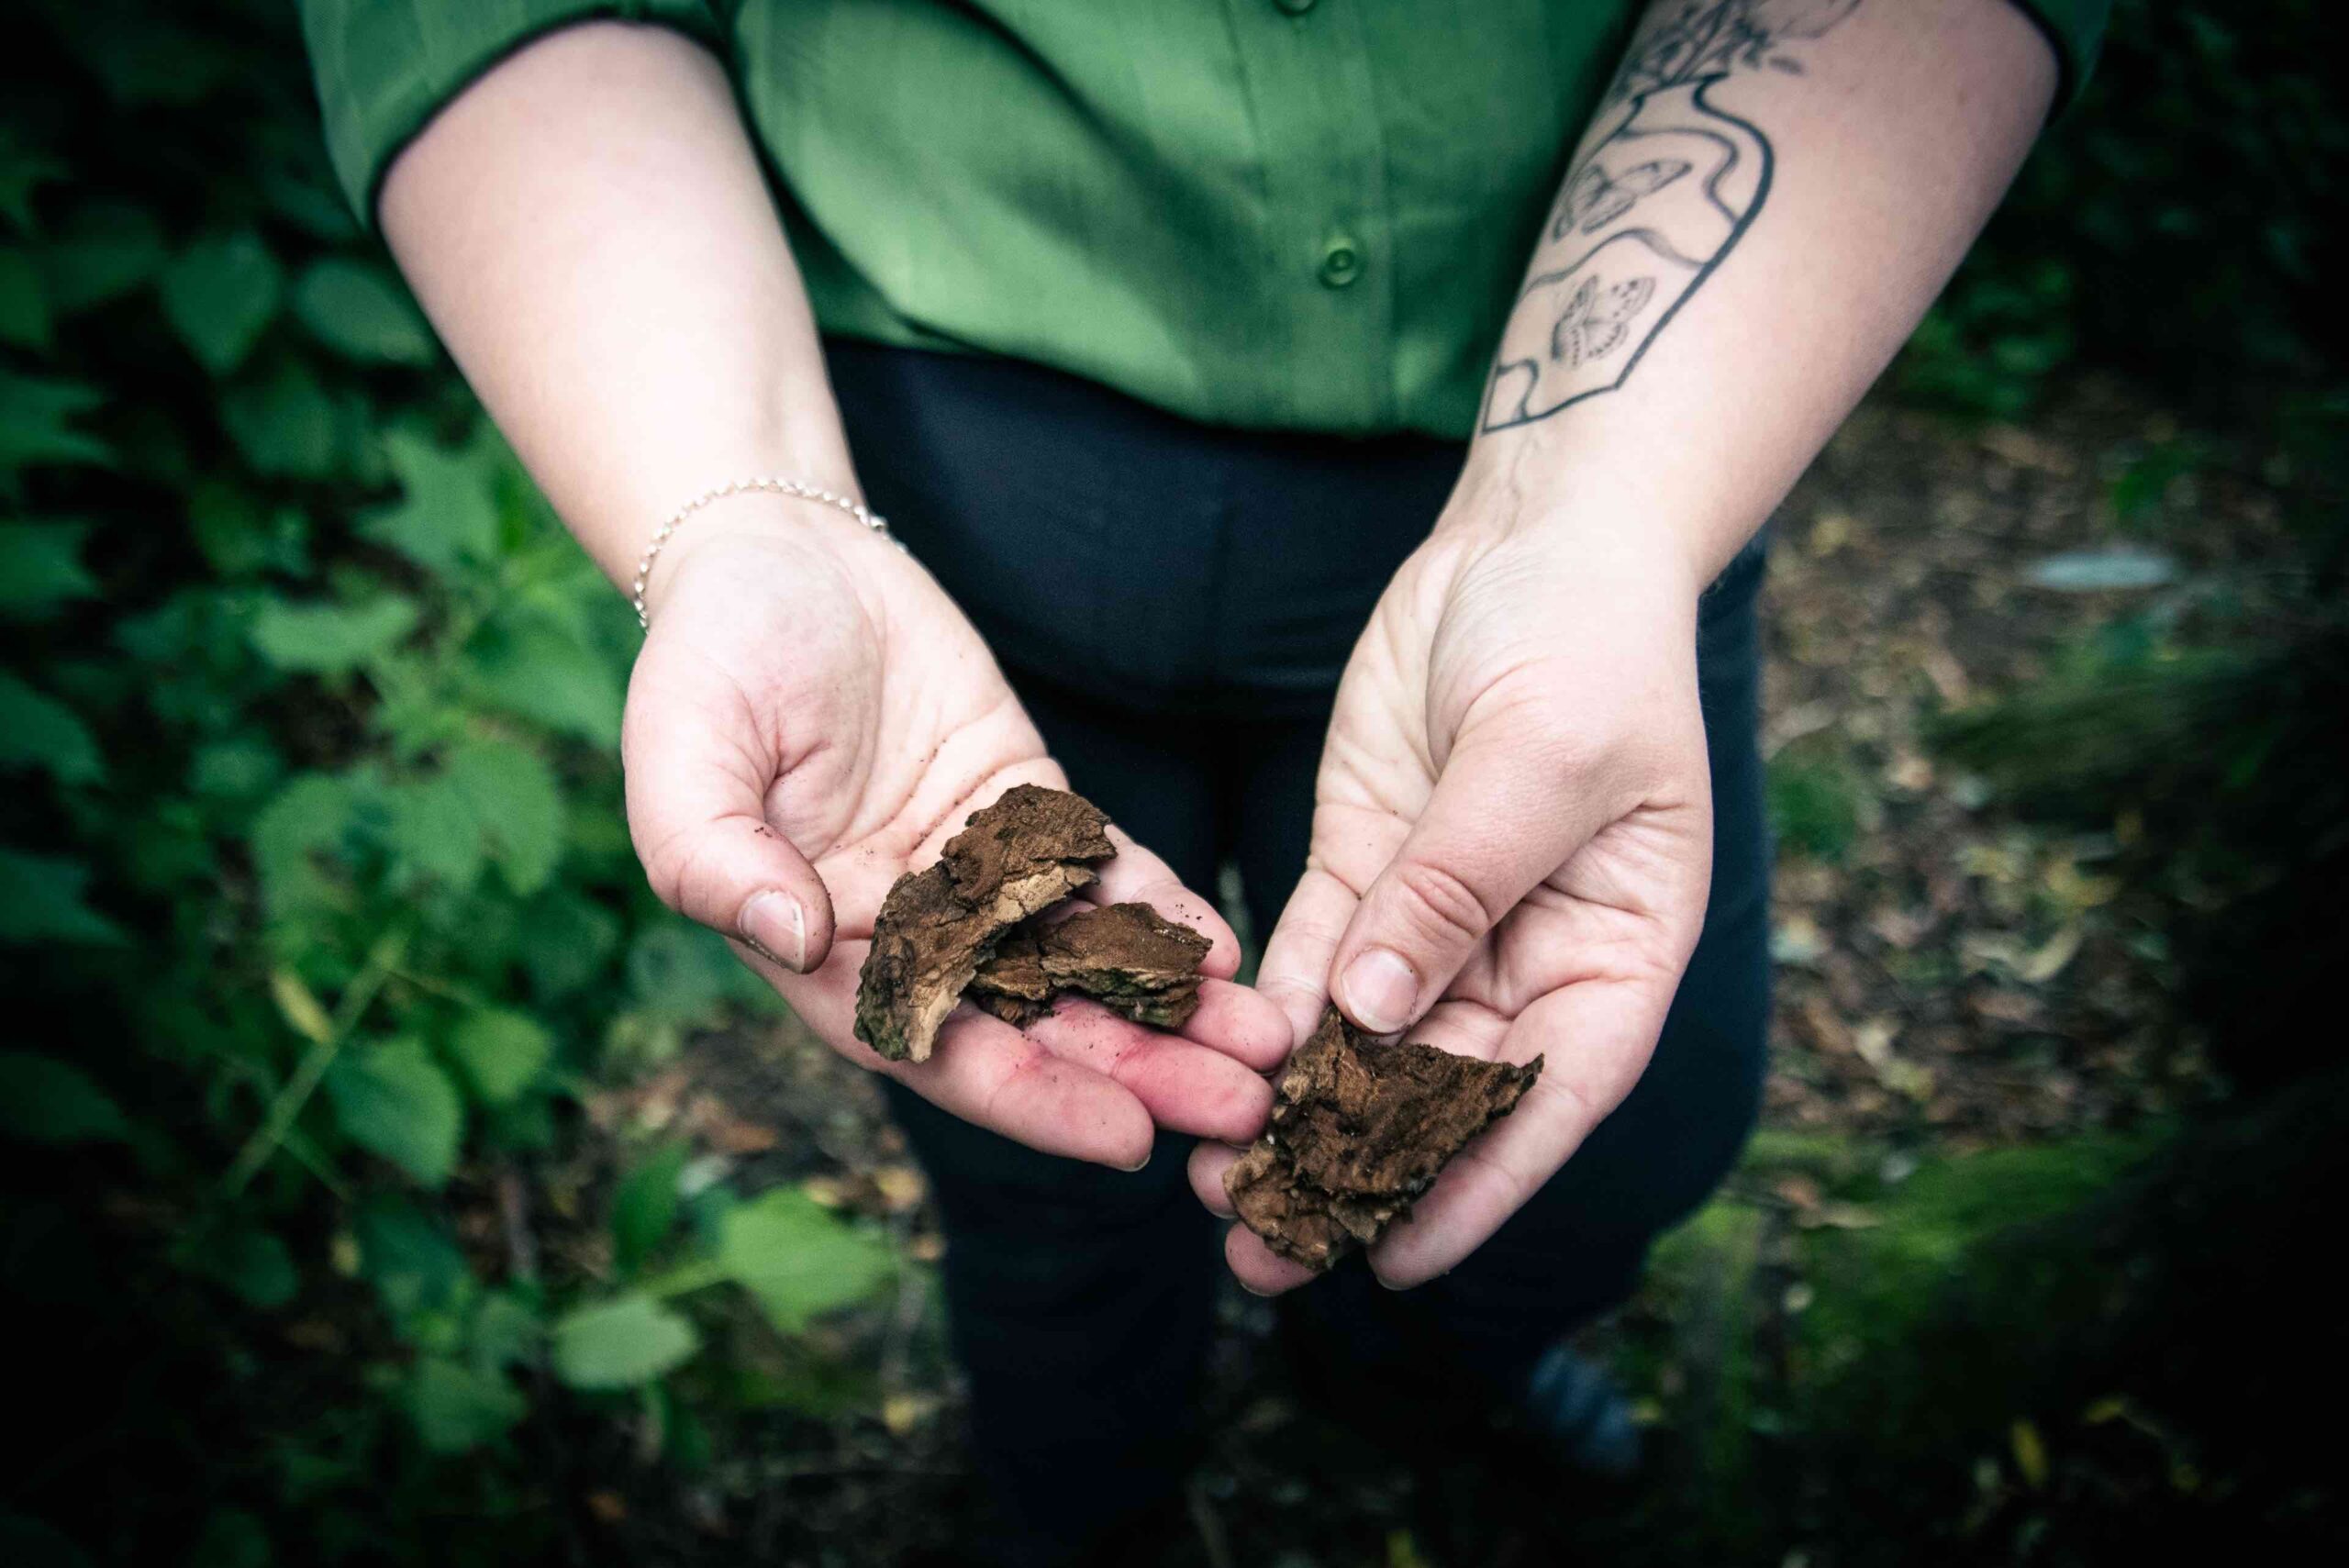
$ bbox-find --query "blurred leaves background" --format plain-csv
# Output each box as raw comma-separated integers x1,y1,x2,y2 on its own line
2,1,2343,1564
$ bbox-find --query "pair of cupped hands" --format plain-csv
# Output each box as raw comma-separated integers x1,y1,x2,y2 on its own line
626,488,1713,1293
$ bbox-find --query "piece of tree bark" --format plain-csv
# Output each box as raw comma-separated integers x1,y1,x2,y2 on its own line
1223,1006,1543,1272
970,902,1211,1029
966,926,1053,1026
853,785,1113,1062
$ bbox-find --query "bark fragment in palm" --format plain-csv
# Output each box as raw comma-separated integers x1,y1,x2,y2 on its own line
853,784,1114,1062
970,902,1210,1029
1224,1006,1543,1272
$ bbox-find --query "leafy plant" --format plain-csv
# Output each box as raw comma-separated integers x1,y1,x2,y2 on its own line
2,3,898,1560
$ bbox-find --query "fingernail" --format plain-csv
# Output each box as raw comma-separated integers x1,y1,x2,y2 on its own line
1339,948,1419,1035
740,891,807,972
1120,1149,1152,1173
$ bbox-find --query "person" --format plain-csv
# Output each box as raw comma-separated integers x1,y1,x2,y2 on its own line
301,0,2104,1560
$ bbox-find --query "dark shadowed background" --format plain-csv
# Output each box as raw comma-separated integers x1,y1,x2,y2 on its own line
2,1,2343,1563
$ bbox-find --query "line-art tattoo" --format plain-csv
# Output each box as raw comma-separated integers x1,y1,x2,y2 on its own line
1481,0,1860,433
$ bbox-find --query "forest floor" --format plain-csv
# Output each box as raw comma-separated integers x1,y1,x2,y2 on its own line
581,377,2261,1567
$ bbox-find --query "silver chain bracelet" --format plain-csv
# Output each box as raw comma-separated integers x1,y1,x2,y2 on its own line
631,476,892,629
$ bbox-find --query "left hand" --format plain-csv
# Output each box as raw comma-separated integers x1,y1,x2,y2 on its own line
1190,509,1718,1291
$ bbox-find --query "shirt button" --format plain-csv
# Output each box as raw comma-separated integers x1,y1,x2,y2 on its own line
1275,0,1319,15
1319,237,1362,288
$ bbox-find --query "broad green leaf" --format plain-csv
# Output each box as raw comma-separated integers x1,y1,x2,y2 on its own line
381,773,486,892
551,1293,699,1390
718,1186,896,1335
465,621,624,747
354,1195,471,1329
38,203,165,311
260,166,358,242
220,361,340,479
361,428,502,576
627,920,769,1023
188,737,282,802
195,1225,299,1310
0,521,95,619
611,1142,689,1277
468,1288,544,1374
517,891,622,1001
0,371,110,484
0,848,123,945
326,1038,465,1185
0,247,49,349
0,1051,130,1144
292,259,437,365
250,773,364,918
444,740,565,895
0,674,103,784
248,594,417,674
189,484,311,581
406,1357,527,1454
160,231,282,375
448,1007,553,1106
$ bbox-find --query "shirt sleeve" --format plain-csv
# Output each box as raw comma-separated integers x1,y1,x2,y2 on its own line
298,0,726,226
2002,0,2110,111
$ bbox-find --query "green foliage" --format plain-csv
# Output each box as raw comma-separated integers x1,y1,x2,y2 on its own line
1897,0,2346,418
1765,740,1865,863
1,5,896,1560
552,1294,703,1391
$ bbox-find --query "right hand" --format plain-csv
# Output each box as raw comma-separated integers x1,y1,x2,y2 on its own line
622,499,1286,1167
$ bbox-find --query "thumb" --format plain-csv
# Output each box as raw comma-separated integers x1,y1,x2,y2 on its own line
620,650,837,973
1328,727,1618,1034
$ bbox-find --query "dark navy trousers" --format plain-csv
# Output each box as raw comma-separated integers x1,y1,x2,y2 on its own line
829,340,1771,1565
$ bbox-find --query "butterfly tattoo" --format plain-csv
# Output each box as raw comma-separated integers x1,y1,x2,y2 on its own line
1549,273,1657,367
1552,158,1694,239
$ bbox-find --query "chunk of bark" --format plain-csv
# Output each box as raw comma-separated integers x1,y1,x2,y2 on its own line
941,784,1115,924
966,927,1053,1027
971,902,1212,1029
1223,1006,1543,1272
853,785,1114,1062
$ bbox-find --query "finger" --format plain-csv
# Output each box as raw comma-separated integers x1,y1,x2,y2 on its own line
1186,1139,1241,1218
1223,1221,1321,1296
1086,825,1245,978
749,937,1157,1168
1328,728,1620,1035
1252,863,1361,1050
1177,978,1293,1073
1023,997,1273,1142
622,641,836,973
1364,973,1667,1289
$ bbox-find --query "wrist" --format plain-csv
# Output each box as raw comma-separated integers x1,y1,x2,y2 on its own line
1441,443,1759,607
637,486,888,622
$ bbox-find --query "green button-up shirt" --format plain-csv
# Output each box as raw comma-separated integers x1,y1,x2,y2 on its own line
303,1,2104,439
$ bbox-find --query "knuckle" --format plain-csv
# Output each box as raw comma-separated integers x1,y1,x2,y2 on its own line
634,823,717,921
1383,856,1497,949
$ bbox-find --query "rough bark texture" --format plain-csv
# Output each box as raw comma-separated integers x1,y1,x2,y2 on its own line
970,902,1211,1029
852,785,1113,1062
1224,1006,1544,1272
965,926,1052,1027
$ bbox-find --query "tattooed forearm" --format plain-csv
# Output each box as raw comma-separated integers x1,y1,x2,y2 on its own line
1480,0,1859,433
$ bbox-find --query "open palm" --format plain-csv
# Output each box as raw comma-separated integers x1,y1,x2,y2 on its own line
626,507,1286,1167
1189,523,1714,1287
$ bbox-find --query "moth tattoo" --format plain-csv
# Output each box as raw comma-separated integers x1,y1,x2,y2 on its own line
1553,160,1693,239
1481,0,1862,432
1549,274,1658,366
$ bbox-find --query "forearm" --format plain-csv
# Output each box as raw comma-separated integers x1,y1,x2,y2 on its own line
1453,0,2056,592
378,21,853,590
